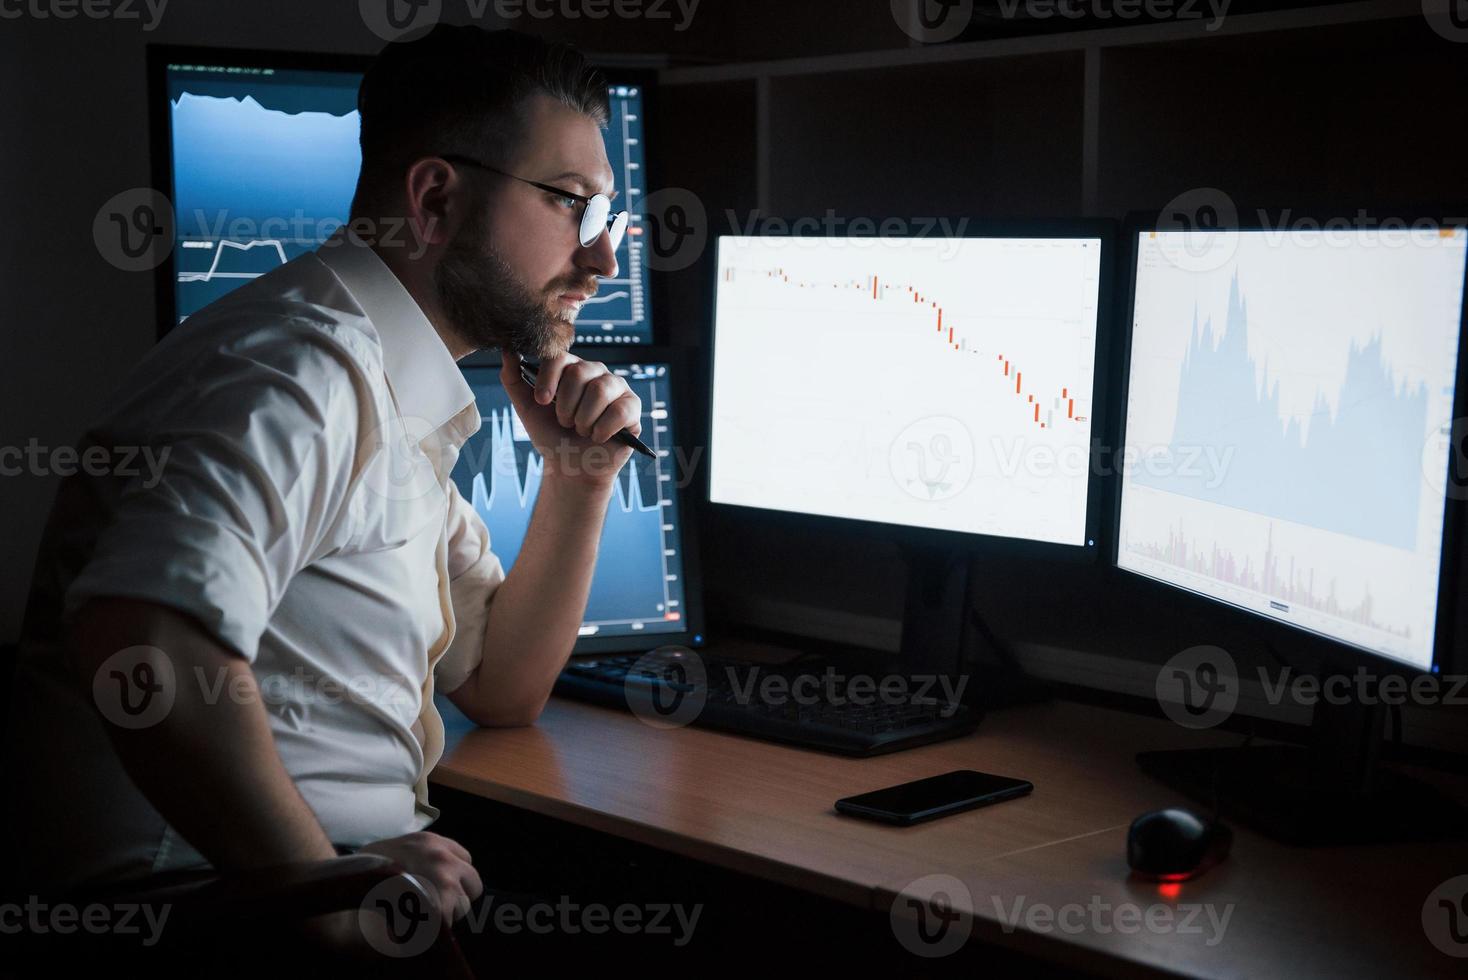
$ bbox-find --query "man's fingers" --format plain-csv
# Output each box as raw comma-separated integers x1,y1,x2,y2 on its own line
555,360,610,428
590,391,643,444
427,831,472,864
534,353,580,406
575,374,632,437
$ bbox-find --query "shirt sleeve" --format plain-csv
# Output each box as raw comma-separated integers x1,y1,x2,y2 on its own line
433,479,506,695
62,320,375,663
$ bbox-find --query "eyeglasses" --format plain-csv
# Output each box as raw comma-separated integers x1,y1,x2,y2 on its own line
439,153,629,251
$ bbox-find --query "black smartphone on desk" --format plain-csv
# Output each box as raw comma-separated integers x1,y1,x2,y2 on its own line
835,770,1033,826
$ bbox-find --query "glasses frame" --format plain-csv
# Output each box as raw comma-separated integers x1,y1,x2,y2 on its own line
439,152,629,250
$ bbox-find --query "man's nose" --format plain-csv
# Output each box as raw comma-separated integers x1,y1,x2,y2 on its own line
576,227,619,279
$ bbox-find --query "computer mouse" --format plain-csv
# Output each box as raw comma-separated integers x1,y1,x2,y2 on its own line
1126,807,1232,881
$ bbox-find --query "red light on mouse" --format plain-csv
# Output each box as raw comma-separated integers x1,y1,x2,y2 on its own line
1157,882,1182,900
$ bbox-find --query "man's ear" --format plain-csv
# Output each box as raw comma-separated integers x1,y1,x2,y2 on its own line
401,157,461,251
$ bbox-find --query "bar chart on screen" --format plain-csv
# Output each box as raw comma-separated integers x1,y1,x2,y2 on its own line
709,235,1103,546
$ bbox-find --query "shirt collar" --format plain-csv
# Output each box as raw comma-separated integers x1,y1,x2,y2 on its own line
315,226,477,448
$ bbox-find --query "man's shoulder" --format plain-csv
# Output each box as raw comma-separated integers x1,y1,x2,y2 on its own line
165,252,387,379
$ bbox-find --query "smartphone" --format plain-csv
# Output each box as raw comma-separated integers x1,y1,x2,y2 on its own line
834,770,1033,826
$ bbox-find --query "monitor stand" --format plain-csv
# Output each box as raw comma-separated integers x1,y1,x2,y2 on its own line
1137,664,1468,845
885,545,1050,713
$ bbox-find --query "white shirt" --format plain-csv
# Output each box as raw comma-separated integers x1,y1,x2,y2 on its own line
7,228,505,896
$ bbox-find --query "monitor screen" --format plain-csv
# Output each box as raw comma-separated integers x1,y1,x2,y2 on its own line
161,58,653,345
1117,227,1468,671
708,233,1106,549
453,361,690,643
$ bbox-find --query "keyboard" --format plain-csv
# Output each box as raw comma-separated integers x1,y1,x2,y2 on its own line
553,648,980,756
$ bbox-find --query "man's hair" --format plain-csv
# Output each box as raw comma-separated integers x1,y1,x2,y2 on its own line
351,25,609,214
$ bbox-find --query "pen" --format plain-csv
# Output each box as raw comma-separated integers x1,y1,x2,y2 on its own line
517,360,658,460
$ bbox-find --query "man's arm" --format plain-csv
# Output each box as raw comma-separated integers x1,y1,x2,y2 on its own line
446,351,642,727
67,596,339,870
447,475,612,726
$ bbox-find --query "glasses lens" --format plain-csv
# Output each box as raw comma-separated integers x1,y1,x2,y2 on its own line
580,194,611,247
608,211,629,251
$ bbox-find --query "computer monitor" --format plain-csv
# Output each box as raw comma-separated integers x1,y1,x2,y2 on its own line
149,45,656,345
453,352,702,653
708,225,1112,555
705,222,1114,679
1116,223,1468,674
1115,215,1468,844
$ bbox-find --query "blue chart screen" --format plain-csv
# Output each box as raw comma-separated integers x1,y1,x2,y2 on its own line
167,64,360,320
452,363,687,640
165,63,653,344
1118,229,1468,669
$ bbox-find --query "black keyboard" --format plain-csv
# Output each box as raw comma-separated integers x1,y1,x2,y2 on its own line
553,649,980,756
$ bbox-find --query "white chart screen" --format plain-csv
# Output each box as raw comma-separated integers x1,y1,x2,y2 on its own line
709,235,1104,547
1118,229,1468,669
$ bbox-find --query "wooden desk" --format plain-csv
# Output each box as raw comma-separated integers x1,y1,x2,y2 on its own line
431,693,1468,976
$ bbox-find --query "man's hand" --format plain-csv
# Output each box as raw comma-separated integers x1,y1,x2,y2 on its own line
501,350,642,491
358,831,484,924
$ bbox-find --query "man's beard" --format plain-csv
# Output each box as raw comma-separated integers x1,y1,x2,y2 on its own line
433,209,588,359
